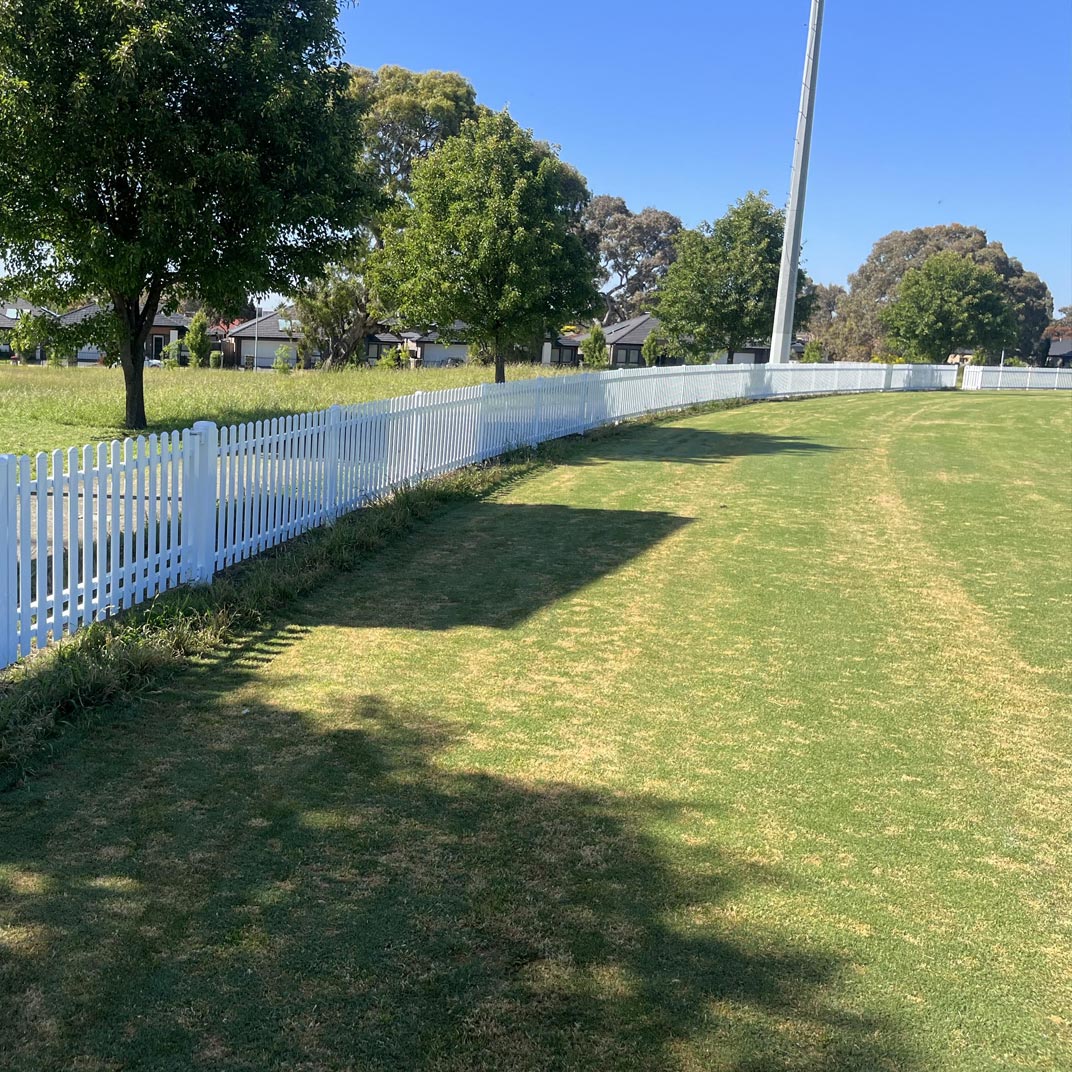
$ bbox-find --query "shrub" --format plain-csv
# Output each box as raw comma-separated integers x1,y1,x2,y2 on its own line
641,331,662,367
580,322,608,369
800,340,823,363
273,345,293,374
161,339,183,369
209,349,223,369
185,309,210,368
1004,356,1027,367
378,345,407,369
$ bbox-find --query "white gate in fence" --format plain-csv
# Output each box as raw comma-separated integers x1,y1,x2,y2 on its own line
0,361,956,668
962,365,1072,391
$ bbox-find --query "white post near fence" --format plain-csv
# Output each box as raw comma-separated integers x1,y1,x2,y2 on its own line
181,420,219,585
0,455,17,666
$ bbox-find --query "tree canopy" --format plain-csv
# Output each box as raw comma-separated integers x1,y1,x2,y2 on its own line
653,192,812,361
289,67,482,370
880,251,1016,364
0,0,375,427
825,225,1052,362
370,110,600,384
348,66,481,206
581,196,682,324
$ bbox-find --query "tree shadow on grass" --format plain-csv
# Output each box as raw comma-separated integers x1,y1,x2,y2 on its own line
566,425,849,466
305,501,693,632
1,680,918,1071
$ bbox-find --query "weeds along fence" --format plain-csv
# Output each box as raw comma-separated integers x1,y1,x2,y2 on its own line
0,361,955,668
961,365,1072,391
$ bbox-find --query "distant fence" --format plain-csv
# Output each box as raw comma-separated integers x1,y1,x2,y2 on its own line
0,361,955,668
962,365,1072,391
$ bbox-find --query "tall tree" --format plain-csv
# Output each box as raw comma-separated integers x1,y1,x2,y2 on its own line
881,251,1016,364
0,0,373,428
833,225,1052,361
653,192,812,361
581,196,682,324
292,66,481,369
370,110,600,384
348,66,481,206
802,282,846,355
1044,306,1072,341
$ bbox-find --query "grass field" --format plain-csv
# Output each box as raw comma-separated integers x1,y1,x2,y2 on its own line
0,362,563,458
1,391,1070,1071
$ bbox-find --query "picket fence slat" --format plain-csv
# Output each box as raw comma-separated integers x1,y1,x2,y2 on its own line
1,362,960,667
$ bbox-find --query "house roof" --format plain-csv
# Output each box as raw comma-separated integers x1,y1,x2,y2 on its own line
1048,339,1072,357
573,313,659,348
227,308,302,340
58,302,190,330
0,299,57,330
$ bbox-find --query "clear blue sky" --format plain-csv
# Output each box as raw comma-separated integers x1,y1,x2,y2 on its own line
341,0,1072,309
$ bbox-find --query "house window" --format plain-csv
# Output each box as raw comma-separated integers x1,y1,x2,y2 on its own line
367,342,381,361
153,336,164,357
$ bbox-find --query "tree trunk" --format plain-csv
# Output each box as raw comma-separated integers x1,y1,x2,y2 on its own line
114,285,163,430
493,332,506,383
120,340,147,428
120,336,148,429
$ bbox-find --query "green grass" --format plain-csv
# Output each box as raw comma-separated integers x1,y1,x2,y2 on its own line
2,392,1070,1071
0,362,565,458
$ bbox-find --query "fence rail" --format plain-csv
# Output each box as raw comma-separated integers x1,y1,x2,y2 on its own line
962,365,1072,391
1,361,956,668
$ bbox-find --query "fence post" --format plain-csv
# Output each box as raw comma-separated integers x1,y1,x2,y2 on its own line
0,455,17,667
324,404,342,522
181,420,218,585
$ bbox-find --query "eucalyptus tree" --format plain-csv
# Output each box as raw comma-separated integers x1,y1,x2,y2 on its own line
582,196,682,324
0,0,374,427
832,225,1052,361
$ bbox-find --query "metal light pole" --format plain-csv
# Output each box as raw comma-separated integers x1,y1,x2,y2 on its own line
770,0,824,363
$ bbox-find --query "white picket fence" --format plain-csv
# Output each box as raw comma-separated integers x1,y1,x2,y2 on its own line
0,361,956,668
962,365,1072,391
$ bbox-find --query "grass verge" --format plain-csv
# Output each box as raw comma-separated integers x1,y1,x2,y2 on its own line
0,397,750,786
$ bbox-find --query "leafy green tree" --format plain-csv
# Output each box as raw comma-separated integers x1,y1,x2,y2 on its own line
800,340,823,363
581,196,682,323
581,322,609,369
371,110,600,384
653,192,811,362
185,310,210,369
881,251,1016,364
832,225,1052,361
290,67,480,371
0,0,374,428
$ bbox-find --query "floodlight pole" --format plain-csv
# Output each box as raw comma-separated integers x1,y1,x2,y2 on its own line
770,0,824,363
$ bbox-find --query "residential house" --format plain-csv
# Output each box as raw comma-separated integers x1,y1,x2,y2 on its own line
541,334,582,366
1045,339,1072,368
224,308,306,369
60,302,191,364
399,323,469,366
567,314,684,368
